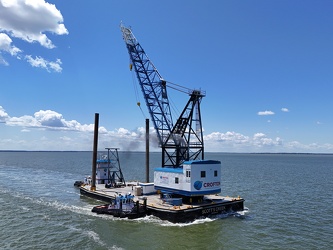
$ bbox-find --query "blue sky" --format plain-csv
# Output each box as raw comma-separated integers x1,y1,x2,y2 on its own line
0,0,332,153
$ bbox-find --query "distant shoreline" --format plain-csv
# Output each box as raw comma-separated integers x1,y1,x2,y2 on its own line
0,150,332,155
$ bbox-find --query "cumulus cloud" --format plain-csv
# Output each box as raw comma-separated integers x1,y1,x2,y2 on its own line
0,0,68,47
0,33,21,54
3,108,148,143
0,0,68,71
253,133,282,147
0,106,9,121
281,108,289,112
203,130,333,153
1,106,332,153
204,131,282,151
0,33,21,65
205,131,250,144
5,109,96,132
0,106,163,151
34,110,65,127
257,110,275,116
284,141,333,152
25,55,62,72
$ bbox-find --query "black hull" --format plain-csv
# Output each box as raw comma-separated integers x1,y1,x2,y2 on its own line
148,199,244,223
80,186,244,223
80,187,113,202
92,204,147,219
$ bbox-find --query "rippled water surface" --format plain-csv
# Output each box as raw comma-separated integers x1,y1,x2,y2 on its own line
0,152,332,249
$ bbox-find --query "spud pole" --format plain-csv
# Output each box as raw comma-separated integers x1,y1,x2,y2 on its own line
91,113,99,191
146,118,149,183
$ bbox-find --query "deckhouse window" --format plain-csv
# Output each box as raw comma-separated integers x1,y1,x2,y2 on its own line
201,171,206,178
175,177,179,184
214,170,218,177
186,170,191,177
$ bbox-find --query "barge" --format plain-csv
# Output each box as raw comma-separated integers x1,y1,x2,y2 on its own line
78,148,245,223
80,182,244,223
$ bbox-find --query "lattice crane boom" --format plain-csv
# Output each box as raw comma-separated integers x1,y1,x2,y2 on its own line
121,24,205,168
121,25,173,146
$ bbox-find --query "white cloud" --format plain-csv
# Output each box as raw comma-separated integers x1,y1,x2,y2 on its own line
253,133,282,147
48,58,62,72
34,110,65,127
1,106,332,153
0,54,8,65
5,109,98,132
284,141,333,152
204,131,282,151
60,136,72,142
0,33,21,55
0,106,9,121
0,0,68,48
204,131,333,153
8,114,40,127
25,55,62,72
281,108,289,112
0,32,22,65
0,105,161,151
258,110,275,116
205,131,250,144
0,0,68,71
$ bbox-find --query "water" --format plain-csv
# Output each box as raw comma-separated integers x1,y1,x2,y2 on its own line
0,152,332,249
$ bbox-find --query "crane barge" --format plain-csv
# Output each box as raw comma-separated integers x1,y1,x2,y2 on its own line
79,24,245,223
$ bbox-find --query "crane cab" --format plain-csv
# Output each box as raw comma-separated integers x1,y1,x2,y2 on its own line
154,160,221,197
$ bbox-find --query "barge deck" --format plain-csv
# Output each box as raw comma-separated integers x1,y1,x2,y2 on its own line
79,183,244,223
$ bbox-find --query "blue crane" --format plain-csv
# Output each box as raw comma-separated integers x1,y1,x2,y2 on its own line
121,24,205,168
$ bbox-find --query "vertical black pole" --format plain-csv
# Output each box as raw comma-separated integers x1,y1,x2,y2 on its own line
143,197,147,211
91,113,99,191
136,200,140,214
145,118,149,183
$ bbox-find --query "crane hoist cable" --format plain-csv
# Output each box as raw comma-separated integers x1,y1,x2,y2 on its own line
165,80,193,95
164,80,196,119
166,88,181,120
137,101,147,119
130,62,147,119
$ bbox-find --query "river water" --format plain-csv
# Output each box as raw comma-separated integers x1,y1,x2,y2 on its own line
0,151,332,249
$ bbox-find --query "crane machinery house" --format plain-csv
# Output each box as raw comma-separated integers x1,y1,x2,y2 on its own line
154,160,221,196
